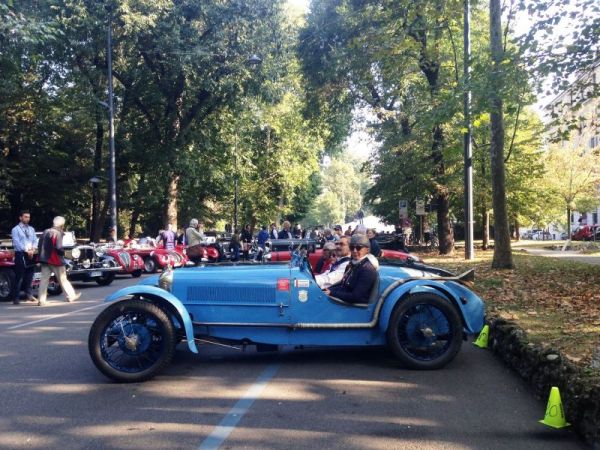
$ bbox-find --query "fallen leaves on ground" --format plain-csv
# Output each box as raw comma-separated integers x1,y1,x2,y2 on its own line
415,248,600,374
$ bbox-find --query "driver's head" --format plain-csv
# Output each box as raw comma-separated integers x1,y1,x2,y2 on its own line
335,236,350,257
349,234,370,260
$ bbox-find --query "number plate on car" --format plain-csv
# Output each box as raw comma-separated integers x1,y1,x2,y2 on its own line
90,271,102,277
33,273,41,281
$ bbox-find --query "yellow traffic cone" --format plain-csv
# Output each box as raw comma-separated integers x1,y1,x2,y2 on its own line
539,386,570,429
473,324,489,348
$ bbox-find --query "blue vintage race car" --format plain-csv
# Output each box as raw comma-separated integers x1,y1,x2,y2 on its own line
88,254,485,382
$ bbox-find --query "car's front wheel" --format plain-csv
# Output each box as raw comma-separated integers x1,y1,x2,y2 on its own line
386,293,463,370
0,268,15,301
95,273,115,286
131,270,142,278
88,300,176,382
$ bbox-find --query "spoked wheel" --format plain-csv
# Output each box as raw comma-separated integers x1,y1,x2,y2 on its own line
387,293,463,370
88,300,175,382
144,257,156,273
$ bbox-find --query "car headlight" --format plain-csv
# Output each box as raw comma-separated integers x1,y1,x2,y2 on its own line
159,266,174,292
71,248,81,259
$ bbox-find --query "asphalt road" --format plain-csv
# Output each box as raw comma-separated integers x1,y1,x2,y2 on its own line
0,275,587,450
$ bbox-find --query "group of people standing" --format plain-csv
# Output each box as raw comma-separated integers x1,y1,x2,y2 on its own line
10,211,81,306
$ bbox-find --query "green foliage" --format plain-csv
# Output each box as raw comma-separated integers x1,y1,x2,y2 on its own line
0,1,323,237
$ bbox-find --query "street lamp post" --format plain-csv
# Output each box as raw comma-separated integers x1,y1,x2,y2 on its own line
107,13,118,240
89,176,101,242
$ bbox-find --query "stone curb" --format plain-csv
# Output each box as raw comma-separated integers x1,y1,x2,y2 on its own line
488,317,600,447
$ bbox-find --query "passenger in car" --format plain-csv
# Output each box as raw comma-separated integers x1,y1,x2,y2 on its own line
324,234,378,304
314,241,337,274
315,236,351,288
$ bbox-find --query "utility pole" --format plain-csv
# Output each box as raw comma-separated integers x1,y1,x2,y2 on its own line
107,13,117,240
463,0,474,260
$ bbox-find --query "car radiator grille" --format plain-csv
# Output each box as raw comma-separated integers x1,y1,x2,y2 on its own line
118,252,131,267
186,286,277,304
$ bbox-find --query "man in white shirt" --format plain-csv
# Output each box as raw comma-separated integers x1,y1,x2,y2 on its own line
316,236,351,289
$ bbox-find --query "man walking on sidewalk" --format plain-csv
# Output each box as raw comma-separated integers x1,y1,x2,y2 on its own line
37,216,81,306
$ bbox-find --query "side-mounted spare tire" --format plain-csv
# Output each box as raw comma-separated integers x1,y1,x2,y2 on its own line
386,292,463,370
88,299,176,382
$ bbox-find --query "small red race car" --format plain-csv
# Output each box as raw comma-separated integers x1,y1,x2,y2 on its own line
101,246,145,278
127,244,189,273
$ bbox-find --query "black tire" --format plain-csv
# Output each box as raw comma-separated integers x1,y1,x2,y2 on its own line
386,293,463,370
131,270,142,278
0,268,15,302
88,299,176,382
144,257,156,273
47,277,63,296
95,272,116,286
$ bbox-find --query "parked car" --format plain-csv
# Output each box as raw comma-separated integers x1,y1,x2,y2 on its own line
88,254,485,382
0,248,15,301
571,225,600,241
100,245,145,278
267,245,421,268
57,233,121,286
131,245,189,273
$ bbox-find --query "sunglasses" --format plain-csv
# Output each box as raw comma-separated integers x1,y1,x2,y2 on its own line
349,245,366,251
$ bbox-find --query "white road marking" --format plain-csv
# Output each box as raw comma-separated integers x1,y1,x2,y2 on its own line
6,303,105,330
198,364,280,450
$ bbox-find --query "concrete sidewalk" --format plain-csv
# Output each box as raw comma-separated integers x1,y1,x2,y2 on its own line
515,247,600,266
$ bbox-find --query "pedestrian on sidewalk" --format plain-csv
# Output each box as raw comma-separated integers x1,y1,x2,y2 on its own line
37,216,81,306
11,210,38,304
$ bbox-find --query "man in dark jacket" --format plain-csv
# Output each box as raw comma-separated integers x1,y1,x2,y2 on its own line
37,216,81,306
325,234,378,303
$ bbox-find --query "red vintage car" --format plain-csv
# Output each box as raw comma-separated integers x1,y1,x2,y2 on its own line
0,249,61,300
127,243,189,273
102,246,145,278
267,247,421,270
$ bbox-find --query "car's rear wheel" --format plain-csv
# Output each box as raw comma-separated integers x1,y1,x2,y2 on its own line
88,299,175,382
387,293,463,370
144,257,156,273
131,270,143,278
0,268,15,302
95,273,115,286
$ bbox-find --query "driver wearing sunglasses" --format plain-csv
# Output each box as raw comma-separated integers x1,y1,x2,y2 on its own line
324,234,378,303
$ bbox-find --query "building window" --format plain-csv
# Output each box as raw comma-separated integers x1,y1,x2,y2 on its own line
594,212,598,224
590,135,600,149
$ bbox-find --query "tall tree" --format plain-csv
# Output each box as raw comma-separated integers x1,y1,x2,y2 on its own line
489,0,513,268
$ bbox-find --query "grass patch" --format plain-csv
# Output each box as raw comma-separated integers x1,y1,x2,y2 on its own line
415,248,600,380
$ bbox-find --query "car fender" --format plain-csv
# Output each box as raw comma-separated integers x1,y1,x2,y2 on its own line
105,285,198,353
378,280,473,334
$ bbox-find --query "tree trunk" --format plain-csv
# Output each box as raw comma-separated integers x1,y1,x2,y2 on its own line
164,173,180,228
566,207,571,238
514,218,520,241
481,205,489,250
489,0,514,269
436,190,454,255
